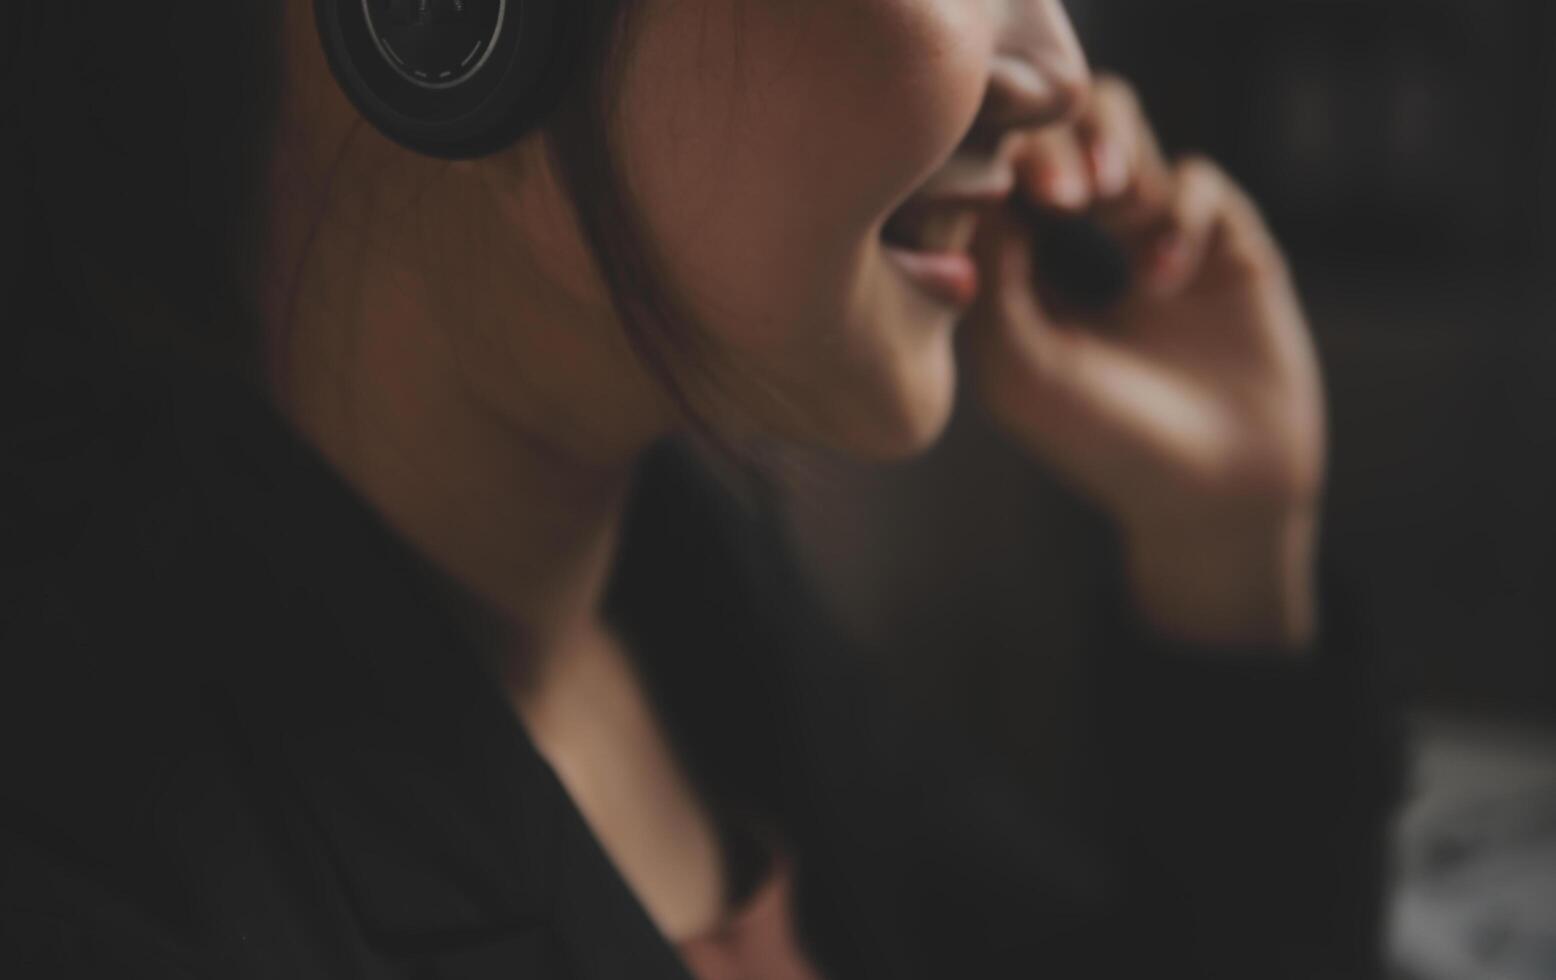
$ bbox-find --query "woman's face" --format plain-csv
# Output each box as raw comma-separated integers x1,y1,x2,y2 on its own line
613,0,1089,458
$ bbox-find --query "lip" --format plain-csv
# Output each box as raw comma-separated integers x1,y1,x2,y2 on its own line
878,181,1009,309
883,244,981,308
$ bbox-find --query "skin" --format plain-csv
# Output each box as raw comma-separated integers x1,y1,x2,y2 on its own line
265,0,1324,943
966,76,1326,648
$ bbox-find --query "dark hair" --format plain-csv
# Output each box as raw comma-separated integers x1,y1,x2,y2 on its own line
1,1,722,437
543,4,731,444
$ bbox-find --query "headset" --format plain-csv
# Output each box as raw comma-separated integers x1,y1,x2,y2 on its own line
314,0,585,160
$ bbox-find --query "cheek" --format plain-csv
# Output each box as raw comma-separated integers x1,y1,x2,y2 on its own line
616,0,995,348
609,1,999,455
840,0,1000,206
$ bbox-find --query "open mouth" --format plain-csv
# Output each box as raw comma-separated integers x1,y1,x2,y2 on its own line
879,203,984,308
880,204,981,257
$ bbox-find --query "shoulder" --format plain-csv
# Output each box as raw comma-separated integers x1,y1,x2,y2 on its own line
0,366,333,974
0,357,583,976
0,841,214,979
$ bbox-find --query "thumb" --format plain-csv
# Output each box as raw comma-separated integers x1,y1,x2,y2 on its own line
963,204,1117,449
961,205,1076,408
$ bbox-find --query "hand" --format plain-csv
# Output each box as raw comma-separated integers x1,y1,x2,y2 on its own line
962,76,1327,651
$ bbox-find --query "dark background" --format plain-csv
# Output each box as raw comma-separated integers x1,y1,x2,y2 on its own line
1072,0,1556,721
1082,0,1556,721
780,0,1556,823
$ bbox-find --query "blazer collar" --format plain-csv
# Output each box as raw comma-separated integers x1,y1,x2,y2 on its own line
161,372,699,980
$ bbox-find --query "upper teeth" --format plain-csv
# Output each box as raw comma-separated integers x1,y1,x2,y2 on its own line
885,210,978,254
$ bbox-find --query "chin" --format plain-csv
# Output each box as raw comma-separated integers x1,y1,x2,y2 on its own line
833,337,960,462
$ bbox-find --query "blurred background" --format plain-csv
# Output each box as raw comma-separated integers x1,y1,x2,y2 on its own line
779,2,1556,977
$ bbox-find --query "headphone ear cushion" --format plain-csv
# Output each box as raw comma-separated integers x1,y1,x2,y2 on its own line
314,0,582,160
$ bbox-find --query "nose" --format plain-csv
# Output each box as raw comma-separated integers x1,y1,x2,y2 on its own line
971,0,1091,143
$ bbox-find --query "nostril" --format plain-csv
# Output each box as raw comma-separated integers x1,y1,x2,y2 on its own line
968,54,1090,148
967,0,1092,145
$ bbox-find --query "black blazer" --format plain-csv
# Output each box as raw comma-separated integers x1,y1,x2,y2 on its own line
0,364,1402,979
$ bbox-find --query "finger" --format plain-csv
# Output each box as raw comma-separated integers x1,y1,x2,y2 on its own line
1015,127,1093,214
1202,170,1289,287
1139,156,1225,298
965,207,1226,501
1149,158,1290,298
963,205,1088,410
1074,76,1160,200
966,206,1055,361
1076,76,1173,235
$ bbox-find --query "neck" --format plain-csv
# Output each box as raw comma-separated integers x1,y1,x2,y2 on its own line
265,109,674,667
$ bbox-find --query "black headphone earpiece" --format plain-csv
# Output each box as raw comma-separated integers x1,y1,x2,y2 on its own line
314,0,583,160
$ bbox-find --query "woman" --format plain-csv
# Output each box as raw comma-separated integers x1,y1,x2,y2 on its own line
1,1,1399,978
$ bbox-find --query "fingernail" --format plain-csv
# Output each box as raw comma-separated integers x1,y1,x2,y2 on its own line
1092,142,1129,197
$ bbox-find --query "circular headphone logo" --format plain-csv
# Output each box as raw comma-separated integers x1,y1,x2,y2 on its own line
316,0,577,159
363,0,506,91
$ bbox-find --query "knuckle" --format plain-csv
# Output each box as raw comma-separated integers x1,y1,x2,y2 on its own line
1015,125,1061,157
1026,126,1075,161
1221,246,1267,282
1224,233,1288,285
1174,154,1223,186
1093,74,1140,112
